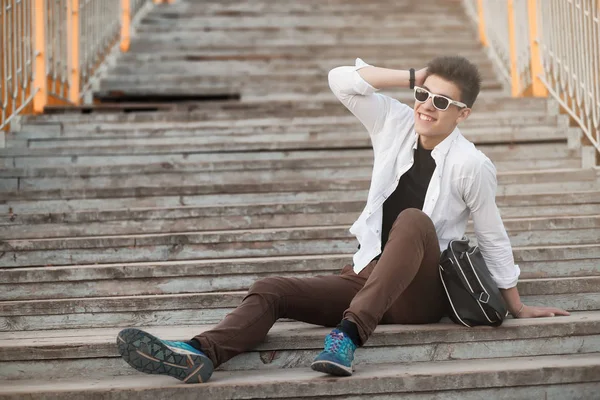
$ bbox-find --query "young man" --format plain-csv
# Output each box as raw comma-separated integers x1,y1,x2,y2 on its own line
116,56,569,383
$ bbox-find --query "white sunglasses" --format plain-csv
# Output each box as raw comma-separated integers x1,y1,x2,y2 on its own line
414,86,467,111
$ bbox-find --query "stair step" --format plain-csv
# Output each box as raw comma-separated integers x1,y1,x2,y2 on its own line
2,168,597,202
0,313,598,380
1,353,599,399
96,80,503,97
2,158,583,177
5,191,598,224
3,143,577,169
6,165,593,192
14,114,565,139
1,197,596,237
2,221,600,265
1,276,599,330
13,128,567,151
2,245,596,280
3,187,598,215
17,110,557,130
110,56,494,76
3,214,600,250
2,256,599,300
2,124,569,155
2,294,597,332
99,76,501,92
145,1,472,15
125,38,485,54
0,147,580,178
137,14,475,31
19,96,553,124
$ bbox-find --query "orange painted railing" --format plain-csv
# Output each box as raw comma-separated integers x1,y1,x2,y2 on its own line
1,0,148,131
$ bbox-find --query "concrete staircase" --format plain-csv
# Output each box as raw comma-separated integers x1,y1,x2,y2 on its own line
1,0,599,398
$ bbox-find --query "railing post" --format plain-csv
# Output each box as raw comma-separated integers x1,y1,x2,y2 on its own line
507,0,520,97
476,0,488,46
32,0,47,113
68,0,80,104
527,0,548,97
120,0,131,52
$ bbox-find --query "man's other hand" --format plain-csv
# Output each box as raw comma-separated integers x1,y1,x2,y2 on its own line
517,305,571,318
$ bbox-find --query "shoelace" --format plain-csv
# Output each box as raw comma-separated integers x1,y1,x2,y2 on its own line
324,330,354,356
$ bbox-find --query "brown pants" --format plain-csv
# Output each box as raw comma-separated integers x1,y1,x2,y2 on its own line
194,208,445,367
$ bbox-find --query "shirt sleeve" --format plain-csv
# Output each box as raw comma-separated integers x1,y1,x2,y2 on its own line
463,158,521,289
328,58,406,154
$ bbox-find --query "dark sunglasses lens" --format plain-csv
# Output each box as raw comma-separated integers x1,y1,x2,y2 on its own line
433,96,450,110
415,88,429,102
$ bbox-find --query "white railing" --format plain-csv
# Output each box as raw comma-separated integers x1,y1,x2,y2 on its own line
537,0,600,156
465,0,600,163
79,0,122,96
483,0,512,85
46,0,69,102
513,0,532,95
1,0,150,131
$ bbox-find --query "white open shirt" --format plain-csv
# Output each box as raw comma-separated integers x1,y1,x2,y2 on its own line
330,58,520,289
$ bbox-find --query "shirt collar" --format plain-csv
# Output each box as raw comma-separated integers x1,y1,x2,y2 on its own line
414,126,460,157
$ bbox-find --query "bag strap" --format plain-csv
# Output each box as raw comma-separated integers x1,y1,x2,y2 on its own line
443,256,505,326
439,258,453,272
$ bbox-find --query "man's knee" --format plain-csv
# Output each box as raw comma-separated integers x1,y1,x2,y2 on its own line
391,208,435,233
246,277,291,318
247,277,282,297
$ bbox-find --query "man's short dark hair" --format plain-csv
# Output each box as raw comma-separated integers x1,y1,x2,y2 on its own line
426,56,482,108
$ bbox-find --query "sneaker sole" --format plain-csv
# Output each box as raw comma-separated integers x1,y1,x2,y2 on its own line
117,328,214,384
310,360,353,376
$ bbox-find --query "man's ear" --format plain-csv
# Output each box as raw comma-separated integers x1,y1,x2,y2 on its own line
455,108,471,124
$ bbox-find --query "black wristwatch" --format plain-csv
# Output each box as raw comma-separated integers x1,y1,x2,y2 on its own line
409,68,416,89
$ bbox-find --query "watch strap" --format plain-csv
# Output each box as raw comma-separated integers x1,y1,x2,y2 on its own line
409,68,416,89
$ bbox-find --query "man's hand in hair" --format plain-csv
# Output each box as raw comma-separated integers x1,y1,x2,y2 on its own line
415,67,428,87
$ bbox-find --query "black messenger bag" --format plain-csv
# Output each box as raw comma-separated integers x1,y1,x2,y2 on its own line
439,237,508,327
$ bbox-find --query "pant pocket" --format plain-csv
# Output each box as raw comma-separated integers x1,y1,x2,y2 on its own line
341,260,377,279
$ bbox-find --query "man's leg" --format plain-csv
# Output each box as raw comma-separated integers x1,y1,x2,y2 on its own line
193,272,364,368
118,272,362,383
344,208,444,344
312,208,443,376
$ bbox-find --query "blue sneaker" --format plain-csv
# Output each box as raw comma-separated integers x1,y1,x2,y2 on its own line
310,328,357,376
117,328,214,384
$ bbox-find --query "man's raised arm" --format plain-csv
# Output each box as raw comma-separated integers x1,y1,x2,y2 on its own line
355,64,427,90
328,58,426,150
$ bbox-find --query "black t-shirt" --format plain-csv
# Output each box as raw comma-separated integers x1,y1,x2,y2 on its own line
378,138,437,253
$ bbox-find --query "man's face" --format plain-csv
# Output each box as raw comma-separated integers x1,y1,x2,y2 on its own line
413,74,471,140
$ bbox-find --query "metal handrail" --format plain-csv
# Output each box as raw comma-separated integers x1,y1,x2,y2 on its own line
464,0,600,162
79,0,121,97
1,0,36,131
537,0,599,157
1,0,149,131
